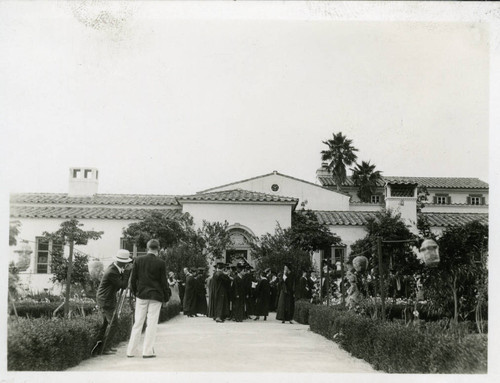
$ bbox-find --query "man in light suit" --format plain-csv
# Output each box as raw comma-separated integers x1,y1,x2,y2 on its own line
126,239,170,358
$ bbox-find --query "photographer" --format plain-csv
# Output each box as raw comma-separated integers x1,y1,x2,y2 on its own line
92,249,133,355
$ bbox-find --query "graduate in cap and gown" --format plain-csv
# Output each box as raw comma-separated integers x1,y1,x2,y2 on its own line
195,267,208,316
254,269,271,321
183,268,197,317
213,263,231,322
276,263,295,323
231,264,246,322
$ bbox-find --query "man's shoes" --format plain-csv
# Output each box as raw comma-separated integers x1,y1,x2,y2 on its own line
143,355,156,358
254,317,259,321
127,355,134,358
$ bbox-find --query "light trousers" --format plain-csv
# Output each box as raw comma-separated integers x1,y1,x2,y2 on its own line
127,298,162,356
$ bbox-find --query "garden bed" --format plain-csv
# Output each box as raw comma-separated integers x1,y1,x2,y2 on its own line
308,304,487,373
8,300,181,371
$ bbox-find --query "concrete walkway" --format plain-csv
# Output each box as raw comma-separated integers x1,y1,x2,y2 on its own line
69,312,376,373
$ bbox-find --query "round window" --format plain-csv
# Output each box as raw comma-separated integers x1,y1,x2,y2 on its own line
271,184,279,192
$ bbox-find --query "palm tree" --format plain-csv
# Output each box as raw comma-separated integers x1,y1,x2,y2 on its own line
351,160,383,202
321,132,358,191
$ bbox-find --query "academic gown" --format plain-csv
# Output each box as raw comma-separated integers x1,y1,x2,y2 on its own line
276,274,295,321
231,275,245,321
183,274,197,315
254,277,271,317
213,271,231,320
207,276,216,318
195,276,208,315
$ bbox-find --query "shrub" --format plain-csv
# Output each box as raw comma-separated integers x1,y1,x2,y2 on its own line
293,300,315,324
159,301,181,323
308,305,487,373
8,301,181,371
10,301,96,319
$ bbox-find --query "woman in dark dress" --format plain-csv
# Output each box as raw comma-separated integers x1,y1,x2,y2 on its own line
254,271,270,321
276,264,295,324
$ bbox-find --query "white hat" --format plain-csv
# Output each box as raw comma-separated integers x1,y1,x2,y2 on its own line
114,249,132,263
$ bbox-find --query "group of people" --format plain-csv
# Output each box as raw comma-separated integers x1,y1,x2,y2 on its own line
93,237,314,359
180,261,299,324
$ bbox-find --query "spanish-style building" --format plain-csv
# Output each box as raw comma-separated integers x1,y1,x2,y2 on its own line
9,166,488,293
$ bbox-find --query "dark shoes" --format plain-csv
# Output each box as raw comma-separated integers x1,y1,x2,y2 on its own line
143,355,156,358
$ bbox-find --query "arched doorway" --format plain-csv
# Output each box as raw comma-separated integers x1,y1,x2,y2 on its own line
224,224,256,267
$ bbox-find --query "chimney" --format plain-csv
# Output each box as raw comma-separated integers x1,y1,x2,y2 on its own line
316,162,330,178
68,167,99,196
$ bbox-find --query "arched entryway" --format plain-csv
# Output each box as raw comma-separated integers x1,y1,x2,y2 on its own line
224,224,256,267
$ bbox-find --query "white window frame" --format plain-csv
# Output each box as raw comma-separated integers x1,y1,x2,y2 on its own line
436,196,448,204
371,195,381,203
35,237,63,274
470,196,481,205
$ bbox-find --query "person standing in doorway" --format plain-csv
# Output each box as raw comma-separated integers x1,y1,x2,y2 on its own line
126,239,170,358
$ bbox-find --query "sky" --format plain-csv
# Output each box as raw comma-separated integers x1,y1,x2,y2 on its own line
0,1,493,198
1,1,500,381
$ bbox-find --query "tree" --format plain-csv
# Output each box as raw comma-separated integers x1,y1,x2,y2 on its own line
321,132,358,191
9,220,21,246
251,225,312,279
197,220,233,263
122,211,194,249
291,210,340,253
421,221,488,324
351,160,383,202
43,219,103,317
50,247,90,290
350,209,422,300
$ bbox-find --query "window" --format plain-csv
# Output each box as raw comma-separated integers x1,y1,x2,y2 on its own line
73,169,81,178
120,238,147,257
35,237,63,274
371,195,381,203
467,195,485,205
434,194,451,204
84,169,92,178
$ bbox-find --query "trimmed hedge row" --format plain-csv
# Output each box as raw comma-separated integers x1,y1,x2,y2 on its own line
159,300,182,322
8,301,182,371
9,302,97,318
308,305,487,373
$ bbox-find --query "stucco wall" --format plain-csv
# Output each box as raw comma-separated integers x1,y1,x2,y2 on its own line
10,217,142,268
204,173,350,211
181,201,292,238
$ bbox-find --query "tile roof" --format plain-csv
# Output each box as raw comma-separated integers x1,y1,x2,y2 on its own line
422,212,488,227
308,211,378,226
317,176,488,189
307,210,488,228
10,206,183,220
178,189,299,205
9,193,179,206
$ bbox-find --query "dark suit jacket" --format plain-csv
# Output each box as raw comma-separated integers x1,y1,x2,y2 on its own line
130,253,170,303
96,263,130,310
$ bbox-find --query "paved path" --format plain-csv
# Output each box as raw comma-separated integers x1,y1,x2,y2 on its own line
69,312,376,372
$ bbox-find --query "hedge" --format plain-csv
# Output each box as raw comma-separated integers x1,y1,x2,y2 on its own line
8,301,182,371
9,301,97,318
308,305,487,373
